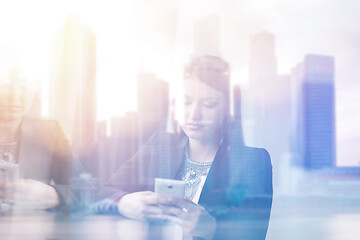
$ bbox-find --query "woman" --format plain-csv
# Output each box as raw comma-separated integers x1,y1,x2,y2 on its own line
0,67,76,210
99,56,273,239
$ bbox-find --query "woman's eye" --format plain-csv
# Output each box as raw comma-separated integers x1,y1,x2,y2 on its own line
203,102,218,108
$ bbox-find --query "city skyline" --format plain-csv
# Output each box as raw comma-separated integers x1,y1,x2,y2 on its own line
1,1,359,117
0,0,359,167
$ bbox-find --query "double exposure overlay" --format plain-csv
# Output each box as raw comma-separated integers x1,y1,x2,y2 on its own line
0,1,359,239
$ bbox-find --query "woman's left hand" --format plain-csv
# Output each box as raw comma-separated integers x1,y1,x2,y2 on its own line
150,197,216,239
6,179,60,209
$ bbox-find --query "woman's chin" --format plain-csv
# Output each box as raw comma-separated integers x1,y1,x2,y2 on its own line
184,129,206,141
0,112,25,122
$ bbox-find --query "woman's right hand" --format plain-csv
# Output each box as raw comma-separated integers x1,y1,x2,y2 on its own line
117,191,177,222
0,179,60,209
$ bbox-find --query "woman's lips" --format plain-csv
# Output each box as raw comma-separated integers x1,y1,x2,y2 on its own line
0,105,23,112
186,123,205,131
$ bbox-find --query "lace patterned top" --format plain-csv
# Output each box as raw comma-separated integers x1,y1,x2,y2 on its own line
0,141,18,164
177,150,213,203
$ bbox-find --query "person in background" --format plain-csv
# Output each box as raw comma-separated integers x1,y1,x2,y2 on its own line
98,56,273,239
0,66,76,210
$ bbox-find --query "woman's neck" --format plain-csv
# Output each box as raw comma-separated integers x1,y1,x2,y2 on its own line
0,120,22,143
188,137,222,163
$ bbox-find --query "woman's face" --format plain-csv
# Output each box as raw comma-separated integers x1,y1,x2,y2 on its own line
181,77,228,142
0,79,35,122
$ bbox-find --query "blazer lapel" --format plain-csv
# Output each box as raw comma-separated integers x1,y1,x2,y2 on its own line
199,140,230,205
17,119,53,182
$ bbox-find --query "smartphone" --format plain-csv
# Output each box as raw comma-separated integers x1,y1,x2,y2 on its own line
155,178,185,198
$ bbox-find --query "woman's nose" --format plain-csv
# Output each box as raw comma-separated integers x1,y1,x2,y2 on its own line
189,103,202,121
7,84,23,101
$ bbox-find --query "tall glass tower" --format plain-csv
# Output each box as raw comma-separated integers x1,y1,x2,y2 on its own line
293,54,336,169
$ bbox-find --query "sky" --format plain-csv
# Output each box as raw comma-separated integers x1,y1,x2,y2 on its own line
0,0,359,165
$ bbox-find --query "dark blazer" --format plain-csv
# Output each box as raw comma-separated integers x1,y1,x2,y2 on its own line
17,118,78,207
99,128,273,240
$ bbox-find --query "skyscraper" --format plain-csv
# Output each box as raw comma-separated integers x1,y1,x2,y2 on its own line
292,54,336,169
248,32,278,149
233,84,242,121
249,31,277,91
246,32,292,191
49,15,96,155
137,72,169,141
247,32,290,158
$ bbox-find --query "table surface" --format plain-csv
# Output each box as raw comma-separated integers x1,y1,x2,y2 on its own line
0,210,188,240
2,196,360,240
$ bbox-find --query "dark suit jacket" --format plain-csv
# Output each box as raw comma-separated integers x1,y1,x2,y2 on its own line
99,129,273,240
17,118,78,207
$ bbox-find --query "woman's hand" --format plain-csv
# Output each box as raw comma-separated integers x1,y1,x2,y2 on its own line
117,191,177,221
1,179,60,209
153,197,216,239
117,192,216,239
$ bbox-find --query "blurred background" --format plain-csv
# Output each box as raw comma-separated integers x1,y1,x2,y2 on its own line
1,0,360,239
